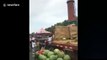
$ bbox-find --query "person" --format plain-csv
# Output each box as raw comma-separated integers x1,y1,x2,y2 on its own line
48,36,52,44
35,41,40,51
45,36,52,49
32,41,36,53
29,37,32,51
44,40,48,49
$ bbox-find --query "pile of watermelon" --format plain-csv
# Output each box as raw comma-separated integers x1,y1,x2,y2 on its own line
35,49,71,60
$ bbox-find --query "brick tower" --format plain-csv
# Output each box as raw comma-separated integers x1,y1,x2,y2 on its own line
67,0,76,21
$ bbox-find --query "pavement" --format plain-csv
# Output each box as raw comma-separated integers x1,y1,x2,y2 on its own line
29,47,35,60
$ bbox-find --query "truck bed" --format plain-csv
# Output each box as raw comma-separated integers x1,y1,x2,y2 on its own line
52,40,78,51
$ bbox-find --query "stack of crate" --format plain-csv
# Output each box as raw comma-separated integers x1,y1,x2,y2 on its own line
54,26,70,40
53,24,77,40
68,24,78,41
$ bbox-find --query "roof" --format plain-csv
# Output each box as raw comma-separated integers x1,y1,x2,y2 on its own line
36,28,51,34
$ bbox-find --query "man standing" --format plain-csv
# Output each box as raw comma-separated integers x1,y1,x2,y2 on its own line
29,37,32,51
31,37,36,53
36,41,40,51
48,36,52,44
45,40,49,49
45,36,52,49
32,41,36,52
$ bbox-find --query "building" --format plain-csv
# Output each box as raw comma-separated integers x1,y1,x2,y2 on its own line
67,0,76,21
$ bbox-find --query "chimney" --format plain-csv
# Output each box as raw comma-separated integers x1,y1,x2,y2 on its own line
67,0,76,21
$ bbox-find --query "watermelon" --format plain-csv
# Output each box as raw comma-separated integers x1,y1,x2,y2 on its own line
46,58,50,60
54,49,60,54
57,58,63,60
63,55,71,60
49,55,57,60
43,50,50,56
55,55,58,58
47,51,54,57
57,51,65,58
38,54,47,60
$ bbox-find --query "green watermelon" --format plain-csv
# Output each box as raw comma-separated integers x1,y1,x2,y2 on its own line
55,55,58,58
54,49,60,54
57,51,65,58
49,55,57,60
47,51,54,57
63,55,71,60
38,54,47,60
43,50,50,56
57,58,63,60
46,58,50,60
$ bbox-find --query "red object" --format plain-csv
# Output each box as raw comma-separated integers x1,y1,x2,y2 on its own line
37,50,44,55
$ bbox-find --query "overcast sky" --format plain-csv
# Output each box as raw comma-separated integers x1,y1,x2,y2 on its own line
30,0,78,34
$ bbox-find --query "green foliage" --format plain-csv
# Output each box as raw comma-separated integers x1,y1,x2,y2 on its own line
30,32,35,37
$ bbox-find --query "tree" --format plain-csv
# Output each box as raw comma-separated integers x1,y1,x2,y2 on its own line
31,32,35,37
62,20,68,26
45,25,55,33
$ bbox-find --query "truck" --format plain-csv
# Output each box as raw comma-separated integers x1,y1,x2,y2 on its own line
51,24,78,60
